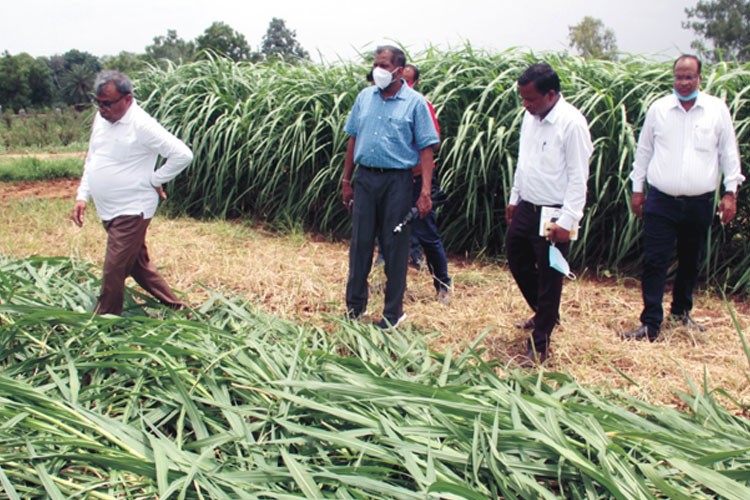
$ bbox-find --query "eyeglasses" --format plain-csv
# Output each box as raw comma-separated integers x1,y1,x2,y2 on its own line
92,93,129,109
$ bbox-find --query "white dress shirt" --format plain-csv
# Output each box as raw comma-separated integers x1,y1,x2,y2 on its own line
509,95,593,231
630,92,744,196
77,101,193,221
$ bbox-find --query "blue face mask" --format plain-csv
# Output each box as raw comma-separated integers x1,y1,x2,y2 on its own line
549,244,576,280
673,89,699,102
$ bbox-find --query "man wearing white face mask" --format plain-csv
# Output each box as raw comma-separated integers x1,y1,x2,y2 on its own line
341,46,440,329
505,63,593,366
624,55,744,342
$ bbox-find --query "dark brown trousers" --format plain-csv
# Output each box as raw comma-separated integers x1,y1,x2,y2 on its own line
94,214,183,315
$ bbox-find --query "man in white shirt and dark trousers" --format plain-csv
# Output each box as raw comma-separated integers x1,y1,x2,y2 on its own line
624,55,744,342
72,70,193,315
505,63,593,365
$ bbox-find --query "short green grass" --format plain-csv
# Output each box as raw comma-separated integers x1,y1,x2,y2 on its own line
0,156,83,182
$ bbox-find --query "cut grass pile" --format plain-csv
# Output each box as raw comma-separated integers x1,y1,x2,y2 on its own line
1,255,749,498
1,194,748,409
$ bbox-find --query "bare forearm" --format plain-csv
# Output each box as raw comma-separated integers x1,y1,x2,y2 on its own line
419,148,434,196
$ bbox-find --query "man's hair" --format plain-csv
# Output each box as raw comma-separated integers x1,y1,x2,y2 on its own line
517,63,560,94
405,63,420,82
674,54,702,75
94,70,133,95
375,45,406,68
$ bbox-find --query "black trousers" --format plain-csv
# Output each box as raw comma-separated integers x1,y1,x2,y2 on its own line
411,173,451,293
506,200,568,352
640,188,714,331
346,167,413,324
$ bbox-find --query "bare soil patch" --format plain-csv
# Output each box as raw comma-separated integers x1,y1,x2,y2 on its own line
0,178,78,202
0,151,83,201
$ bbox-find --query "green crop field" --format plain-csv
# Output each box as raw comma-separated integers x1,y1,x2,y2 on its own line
2,48,750,498
135,48,750,294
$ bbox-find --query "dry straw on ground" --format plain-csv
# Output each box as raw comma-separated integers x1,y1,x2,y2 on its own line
1,180,748,411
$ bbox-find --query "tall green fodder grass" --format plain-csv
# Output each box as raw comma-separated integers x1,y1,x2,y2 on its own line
138,57,356,235
1,255,750,498
137,48,750,292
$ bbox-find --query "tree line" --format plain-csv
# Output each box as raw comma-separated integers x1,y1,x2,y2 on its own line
0,18,308,113
3,0,749,113
567,1,750,63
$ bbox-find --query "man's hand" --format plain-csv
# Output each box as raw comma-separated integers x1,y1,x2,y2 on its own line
631,192,645,220
546,223,571,244
416,191,432,218
505,204,516,225
717,193,737,224
71,200,86,227
156,186,167,201
341,179,354,212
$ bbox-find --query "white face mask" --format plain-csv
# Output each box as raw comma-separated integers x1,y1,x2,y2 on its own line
372,67,396,89
549,244,576,280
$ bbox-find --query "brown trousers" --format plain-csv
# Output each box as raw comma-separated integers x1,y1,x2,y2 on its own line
94,214,184,315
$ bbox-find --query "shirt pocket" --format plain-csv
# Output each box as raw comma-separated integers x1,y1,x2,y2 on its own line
539,135,564,174
385,116,413,143
693,125,716,152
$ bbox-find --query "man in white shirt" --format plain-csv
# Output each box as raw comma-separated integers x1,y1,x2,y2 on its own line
71,70,193,315
505,63,593,365
624,55,744,341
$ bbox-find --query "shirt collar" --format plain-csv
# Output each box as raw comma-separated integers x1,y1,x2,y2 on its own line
375,79,408,100
107,99,138,125
669,91,703,110
539,94,565,124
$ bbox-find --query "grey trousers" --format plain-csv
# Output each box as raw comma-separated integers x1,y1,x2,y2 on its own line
346,167,413,324
95,214,184,315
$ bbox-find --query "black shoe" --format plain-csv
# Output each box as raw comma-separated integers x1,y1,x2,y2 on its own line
519,345,548,367
671,313,706,332
344,309,364,321
409,256,424,271
621,325,658,342
515,317,535,329
514,317,560,329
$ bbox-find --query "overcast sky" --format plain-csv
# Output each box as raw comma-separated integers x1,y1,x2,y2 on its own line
2,0,698,63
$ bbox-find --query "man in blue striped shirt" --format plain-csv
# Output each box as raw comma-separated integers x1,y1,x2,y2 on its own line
341,45,440,328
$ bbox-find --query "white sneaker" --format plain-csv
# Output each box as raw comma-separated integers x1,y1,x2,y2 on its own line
377,313,407,329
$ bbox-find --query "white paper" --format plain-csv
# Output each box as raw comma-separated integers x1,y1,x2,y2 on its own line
539,207,578,240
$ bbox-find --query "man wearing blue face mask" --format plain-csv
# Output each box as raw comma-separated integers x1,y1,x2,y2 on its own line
341,46,440,329
505,63,593,366
624,55,744,342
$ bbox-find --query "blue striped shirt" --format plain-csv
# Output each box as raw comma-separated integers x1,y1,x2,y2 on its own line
344,83,439,170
